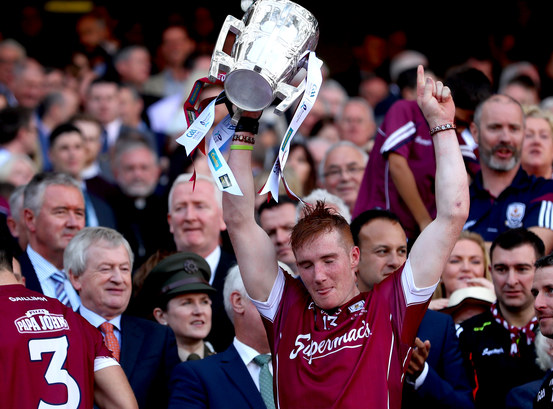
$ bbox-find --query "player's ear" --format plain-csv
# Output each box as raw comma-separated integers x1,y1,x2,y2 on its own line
350,246,360,270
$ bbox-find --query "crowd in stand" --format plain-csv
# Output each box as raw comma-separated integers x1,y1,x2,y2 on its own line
3,3,553,409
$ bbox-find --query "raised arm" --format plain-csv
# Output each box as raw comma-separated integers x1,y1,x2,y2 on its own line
409,65,469,288
222,113,279,301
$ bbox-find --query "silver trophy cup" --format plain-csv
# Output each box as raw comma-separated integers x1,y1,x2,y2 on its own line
209,0,319,121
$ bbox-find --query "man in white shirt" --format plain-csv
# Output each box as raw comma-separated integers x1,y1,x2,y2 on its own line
167,172,237,351
20,171,85,310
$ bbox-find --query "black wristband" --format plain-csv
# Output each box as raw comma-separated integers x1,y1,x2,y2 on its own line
235,116,260,134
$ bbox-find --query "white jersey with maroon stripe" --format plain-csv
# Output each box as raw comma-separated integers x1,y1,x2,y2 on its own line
253,259,434,409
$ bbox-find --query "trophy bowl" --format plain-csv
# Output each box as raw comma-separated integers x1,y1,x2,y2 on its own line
209,0,319,116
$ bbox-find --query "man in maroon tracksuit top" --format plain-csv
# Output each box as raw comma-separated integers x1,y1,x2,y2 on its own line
222,66,469,408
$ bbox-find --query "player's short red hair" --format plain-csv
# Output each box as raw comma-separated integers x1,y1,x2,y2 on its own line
291,200,353,253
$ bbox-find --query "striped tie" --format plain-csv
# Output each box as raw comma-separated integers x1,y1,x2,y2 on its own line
253,354,275,409
51,271,71,308
99,322,120,362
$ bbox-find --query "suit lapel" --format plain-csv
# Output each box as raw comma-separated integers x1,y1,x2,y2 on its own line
120,315,145,377
18,251,43,294
221,345,266,409
213,250,235,290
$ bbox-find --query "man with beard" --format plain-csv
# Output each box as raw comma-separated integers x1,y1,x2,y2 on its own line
463,94,553,253
109,137,173,270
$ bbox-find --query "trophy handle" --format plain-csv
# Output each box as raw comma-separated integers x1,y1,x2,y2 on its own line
274,82,306,116
273,51,311,115
209,15,245,83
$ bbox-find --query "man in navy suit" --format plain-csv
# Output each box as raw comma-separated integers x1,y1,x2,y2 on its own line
19,172,85,309
169,263,272,409
167,172,236,352
350,209,474,408
66,226,180,409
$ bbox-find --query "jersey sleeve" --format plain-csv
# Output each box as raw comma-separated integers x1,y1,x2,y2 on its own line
528,190,553,230
379,101,418,157
250,266,286,322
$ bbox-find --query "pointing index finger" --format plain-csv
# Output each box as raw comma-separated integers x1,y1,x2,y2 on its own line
416,65,426,98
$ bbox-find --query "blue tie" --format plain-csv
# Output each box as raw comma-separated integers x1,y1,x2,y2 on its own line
253,354,275,409
51,271,71,308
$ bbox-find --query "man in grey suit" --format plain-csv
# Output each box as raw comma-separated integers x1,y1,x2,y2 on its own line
169,263,274,409
66,226,180,409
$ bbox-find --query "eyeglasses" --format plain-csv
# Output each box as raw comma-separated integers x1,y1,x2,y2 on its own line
323,165,365,181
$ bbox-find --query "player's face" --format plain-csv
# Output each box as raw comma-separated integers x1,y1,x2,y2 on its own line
160,293,212,344
442,239,486,297
72,243,132,320
168,180,225,257
26,185,85,260
490,244,536,314
259,203,297,268
473,97,524,172
295,229,360,310
357,219,407,291
532,266,553,338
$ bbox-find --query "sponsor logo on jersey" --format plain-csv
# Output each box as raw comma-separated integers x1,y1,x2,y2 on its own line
506,202,525,228
15,309,69,334
289,320,372,364
482,347,504,356
9,296,48,302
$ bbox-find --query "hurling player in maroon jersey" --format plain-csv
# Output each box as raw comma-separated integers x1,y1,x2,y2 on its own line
0,246,138,409
222,65,469,408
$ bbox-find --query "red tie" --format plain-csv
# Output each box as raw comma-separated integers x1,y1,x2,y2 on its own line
99,322,120,362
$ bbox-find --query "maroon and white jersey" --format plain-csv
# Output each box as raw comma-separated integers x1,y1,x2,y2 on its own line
0,284,114,409
253,259,434,409
353,99,435,240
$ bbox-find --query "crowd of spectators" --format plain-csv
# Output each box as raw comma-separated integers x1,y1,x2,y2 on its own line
3,2,553,408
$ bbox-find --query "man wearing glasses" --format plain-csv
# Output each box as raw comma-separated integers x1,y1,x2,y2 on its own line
319,140,368,214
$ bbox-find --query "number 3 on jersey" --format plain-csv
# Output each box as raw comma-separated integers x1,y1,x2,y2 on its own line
29,335,81,409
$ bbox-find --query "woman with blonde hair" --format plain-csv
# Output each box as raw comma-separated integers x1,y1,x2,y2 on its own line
521,104,553,179
430,231,495,320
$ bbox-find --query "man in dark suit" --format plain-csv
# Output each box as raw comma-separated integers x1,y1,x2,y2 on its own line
167,172,236,352
20,172,85,309
350,209,474,408
109,137,173,270
66,226,180,409
169,263,272,409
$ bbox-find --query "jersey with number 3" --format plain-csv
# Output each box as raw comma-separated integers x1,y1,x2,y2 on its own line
0,284,112,409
